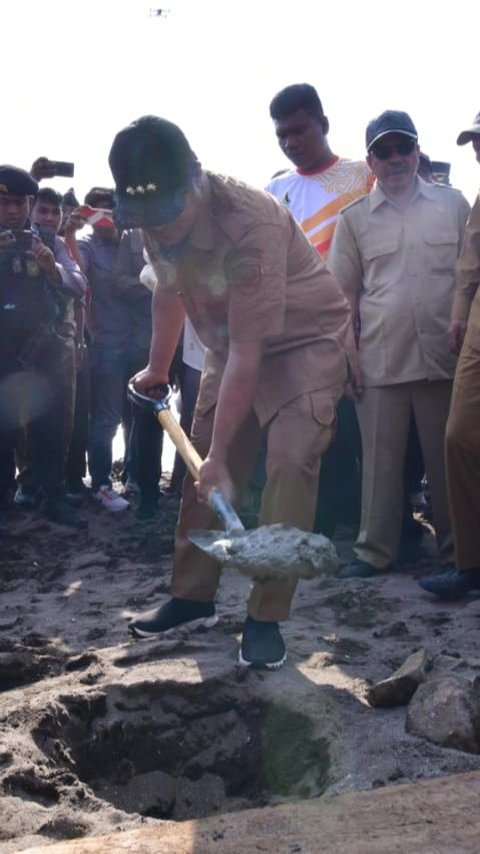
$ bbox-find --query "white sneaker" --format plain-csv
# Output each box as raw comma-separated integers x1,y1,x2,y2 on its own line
122,478,140,496
93,485,129,512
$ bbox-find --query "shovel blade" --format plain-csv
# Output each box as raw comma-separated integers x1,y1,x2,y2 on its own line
187,529,235,560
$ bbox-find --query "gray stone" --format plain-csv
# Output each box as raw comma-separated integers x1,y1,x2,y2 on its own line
68,552,110,571
406,675,480,754
367,648,432,707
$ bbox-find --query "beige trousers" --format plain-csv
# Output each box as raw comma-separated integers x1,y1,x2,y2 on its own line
354,380,454,569
446,339,480,569
171,390,335,621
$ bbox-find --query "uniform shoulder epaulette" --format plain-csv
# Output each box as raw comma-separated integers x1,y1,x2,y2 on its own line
339,194,368,214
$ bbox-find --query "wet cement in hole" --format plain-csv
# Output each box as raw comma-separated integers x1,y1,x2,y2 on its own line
31,679,331,821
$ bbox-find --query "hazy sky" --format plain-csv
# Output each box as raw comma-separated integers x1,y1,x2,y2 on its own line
4,0,478,202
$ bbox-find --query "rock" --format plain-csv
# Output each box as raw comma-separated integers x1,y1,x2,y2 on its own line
65,653,98,672
372,621,409,639
67,552,110,571
367,649,432,707
406,675,480,754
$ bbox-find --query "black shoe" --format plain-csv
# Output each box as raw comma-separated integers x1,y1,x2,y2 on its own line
163,485,182,501
419,566,480,599
338,559,384,579
64,492,84,507
14,485,40,508
239,615,286,670
45,499,88,531
135,497,158,520
128,597,218,638
66,482,91,504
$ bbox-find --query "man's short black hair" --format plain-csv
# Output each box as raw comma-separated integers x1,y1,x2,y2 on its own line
269,84,324,121
84,186,115,209
36,187,62,207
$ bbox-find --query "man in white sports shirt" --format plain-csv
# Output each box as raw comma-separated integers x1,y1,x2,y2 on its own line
267,84,373,535
267,84,373,258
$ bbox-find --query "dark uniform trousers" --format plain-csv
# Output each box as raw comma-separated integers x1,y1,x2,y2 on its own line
0,358,67,504
170,389,335,622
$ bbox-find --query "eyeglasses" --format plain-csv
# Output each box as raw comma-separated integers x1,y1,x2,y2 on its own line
369,138,416,160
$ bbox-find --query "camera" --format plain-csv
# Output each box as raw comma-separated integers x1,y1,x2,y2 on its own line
53,161,75,178
11,229,33,252
34,224,56,251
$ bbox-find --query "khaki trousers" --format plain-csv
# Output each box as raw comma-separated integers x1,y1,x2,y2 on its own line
446,339,480,569
171,390,335,621
355,381,454,569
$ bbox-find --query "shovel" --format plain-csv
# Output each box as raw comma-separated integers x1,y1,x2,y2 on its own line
127,383,339,582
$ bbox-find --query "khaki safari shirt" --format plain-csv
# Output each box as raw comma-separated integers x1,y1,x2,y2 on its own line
452,192,480,346
151,173,352,425
329,177,470,387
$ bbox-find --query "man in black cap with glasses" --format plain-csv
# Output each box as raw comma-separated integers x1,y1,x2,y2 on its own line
329,110,470,582
108,114,357,669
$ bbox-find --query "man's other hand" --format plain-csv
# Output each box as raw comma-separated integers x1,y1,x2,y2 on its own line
30,240,57,279
0,230,15,253
132,367,169,398
346,361,364,402
196,456,234,504
64,210,87,236
30,157,56,182
448,319,468,355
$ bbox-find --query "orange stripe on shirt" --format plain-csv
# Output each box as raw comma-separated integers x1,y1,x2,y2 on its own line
301,189,366,234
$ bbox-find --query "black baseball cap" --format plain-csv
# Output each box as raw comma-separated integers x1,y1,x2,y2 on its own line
457,112,480,145
108,115,197,230
0,165,38,197
366,110,418,151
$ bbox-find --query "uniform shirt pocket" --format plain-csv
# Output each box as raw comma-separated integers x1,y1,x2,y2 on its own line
424,231,459,274
362,238,400,288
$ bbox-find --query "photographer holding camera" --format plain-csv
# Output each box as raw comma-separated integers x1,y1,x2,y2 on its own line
0,166,87,534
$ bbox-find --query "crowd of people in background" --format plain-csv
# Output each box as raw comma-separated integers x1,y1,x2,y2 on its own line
0,172,206,532
1,87,480,667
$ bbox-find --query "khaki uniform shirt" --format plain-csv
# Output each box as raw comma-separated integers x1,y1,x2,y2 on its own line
452,192,480,347
152,173,352,425
329,178,470,386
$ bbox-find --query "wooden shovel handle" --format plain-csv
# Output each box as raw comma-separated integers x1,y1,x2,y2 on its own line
156,409,202,481
155,408,245,534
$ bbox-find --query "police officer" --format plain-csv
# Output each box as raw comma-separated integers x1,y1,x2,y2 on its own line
0,166,87,534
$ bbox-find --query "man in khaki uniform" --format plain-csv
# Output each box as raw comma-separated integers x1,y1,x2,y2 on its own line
108,116,354,668
421,112,480,597
329,110,470,578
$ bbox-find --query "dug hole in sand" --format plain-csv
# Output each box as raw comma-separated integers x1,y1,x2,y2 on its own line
2,469,480,852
